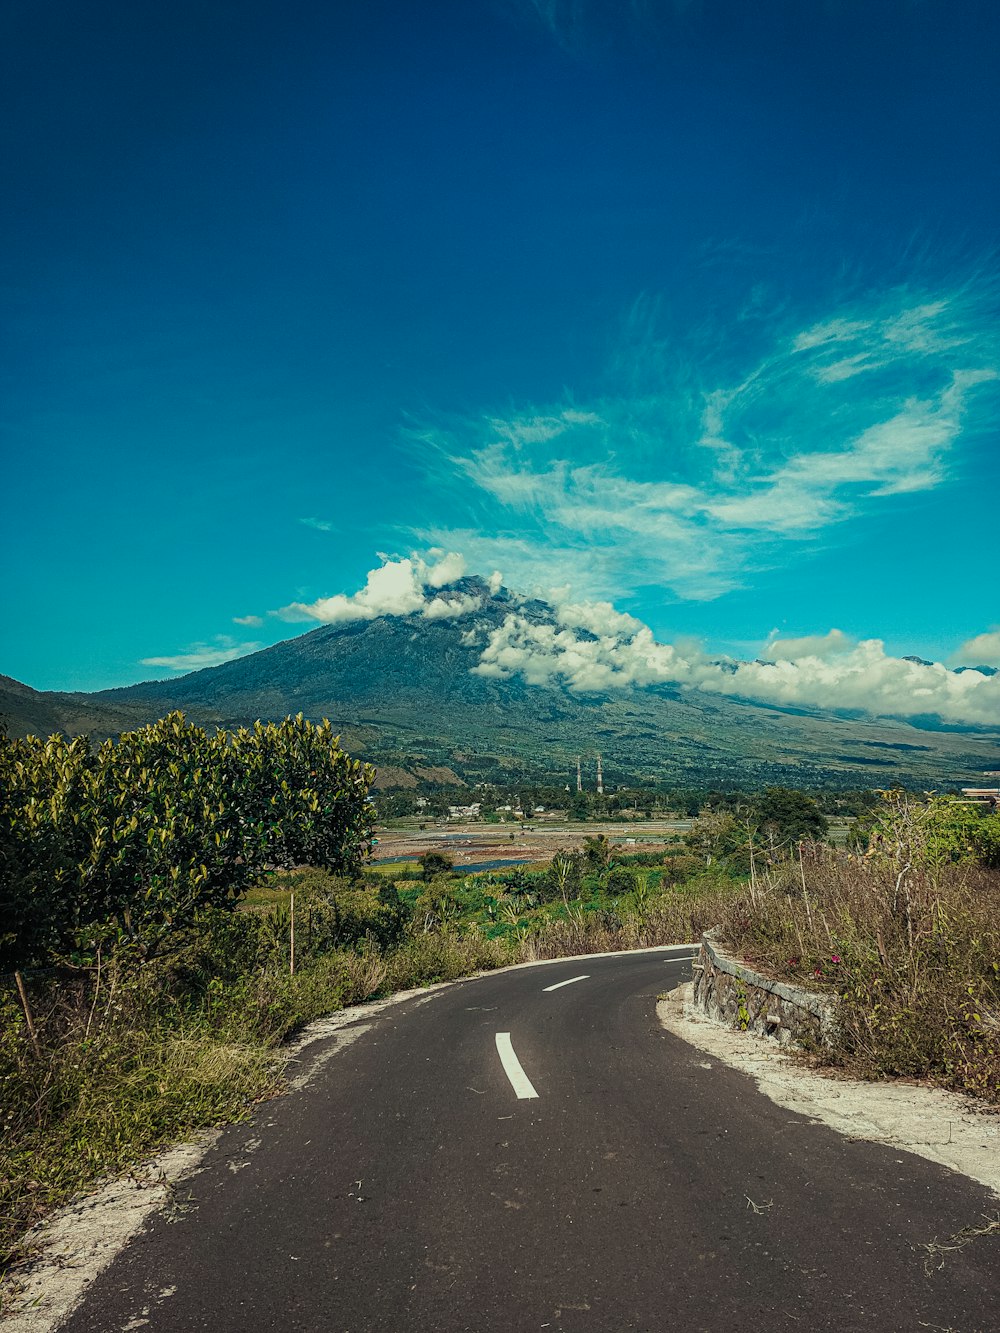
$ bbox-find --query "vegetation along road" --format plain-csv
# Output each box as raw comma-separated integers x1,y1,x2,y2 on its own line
54,949,998,1333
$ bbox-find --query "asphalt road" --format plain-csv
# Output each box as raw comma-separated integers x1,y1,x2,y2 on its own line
62,950,998,1332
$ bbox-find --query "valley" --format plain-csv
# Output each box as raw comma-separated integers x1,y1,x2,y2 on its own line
370,815,690,871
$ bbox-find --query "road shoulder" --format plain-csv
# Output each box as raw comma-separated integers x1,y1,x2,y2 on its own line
658,981,1000,1198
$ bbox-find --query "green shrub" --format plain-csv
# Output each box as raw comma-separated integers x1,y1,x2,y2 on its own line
0,715,374,971
604,866,638,895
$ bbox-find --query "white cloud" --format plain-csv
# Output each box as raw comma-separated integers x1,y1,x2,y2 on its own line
423,593,482,620
418,285,998,604
489,412,595,445
232,614,263,627
280,557,427,624
472,610,1000,726
716,644,998,725
765,629,854,661
141,636,262,674
811,354,877,383
299,517,334,532
424,549,467,587
952,629,1000,668
554,598,644,639
260,538,998,725
501,0,664,57
274,552,479,626
792,317,873,352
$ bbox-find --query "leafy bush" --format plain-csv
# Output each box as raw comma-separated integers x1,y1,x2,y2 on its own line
410,876,467,933
543,850,583,906
604,866,638,895
753,786,829,846
853,790,1000,870
0,714,374,970
659,852,703,884
417,851,453,881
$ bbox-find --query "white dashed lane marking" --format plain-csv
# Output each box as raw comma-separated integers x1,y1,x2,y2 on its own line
542,974,590,992
495,1033,540,1099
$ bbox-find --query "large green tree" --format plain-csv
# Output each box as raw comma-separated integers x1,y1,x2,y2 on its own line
753,787,828,847
1,713,374,969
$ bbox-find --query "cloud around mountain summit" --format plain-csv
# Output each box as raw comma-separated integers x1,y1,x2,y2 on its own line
473,611,999,727
277,552,486,626
264,554,1000,728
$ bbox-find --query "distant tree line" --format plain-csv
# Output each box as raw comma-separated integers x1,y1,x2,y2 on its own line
374,781,883,822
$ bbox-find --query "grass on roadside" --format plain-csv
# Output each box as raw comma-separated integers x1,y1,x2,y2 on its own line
8,832,995,1295
0,924,524,1285
715,849,1000,1101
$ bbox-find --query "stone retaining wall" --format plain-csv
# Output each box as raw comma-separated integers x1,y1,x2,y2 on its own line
691,930,838,1049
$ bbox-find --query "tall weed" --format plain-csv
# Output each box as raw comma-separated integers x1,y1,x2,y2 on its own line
717,848,1000,1101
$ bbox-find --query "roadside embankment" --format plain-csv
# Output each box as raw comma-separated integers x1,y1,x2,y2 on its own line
692,928,837,1048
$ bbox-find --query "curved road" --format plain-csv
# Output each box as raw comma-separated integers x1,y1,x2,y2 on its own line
63,950,997,1332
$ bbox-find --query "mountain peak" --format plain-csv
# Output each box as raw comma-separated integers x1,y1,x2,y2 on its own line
7,573,997,790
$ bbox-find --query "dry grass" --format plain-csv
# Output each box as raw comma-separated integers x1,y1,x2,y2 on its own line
0,985,281,1281
715,847,1000,1101
920,1213,1000,1275
6,838,996,1294
0,925,522,1282
524,885,739,960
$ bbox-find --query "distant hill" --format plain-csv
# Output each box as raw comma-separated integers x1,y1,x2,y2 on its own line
5,578,999,790
0,674,166,744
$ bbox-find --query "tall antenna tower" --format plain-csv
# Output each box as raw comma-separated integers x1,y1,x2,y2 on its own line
576,756,582,793
596,754,604,796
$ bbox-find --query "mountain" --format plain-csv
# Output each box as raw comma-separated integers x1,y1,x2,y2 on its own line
0,674,164,744
5,578,999,790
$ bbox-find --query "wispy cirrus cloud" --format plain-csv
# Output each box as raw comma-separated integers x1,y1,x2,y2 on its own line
141,635,263,674
497,0,665,56
299,517,334,532
416,284,998,604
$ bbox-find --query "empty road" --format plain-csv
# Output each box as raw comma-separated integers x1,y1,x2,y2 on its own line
61,949,998,1332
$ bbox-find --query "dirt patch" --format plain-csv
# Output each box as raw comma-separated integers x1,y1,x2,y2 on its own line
658,982,1000,1198
371,819,678,869
371,765,418,790
0,1135,219,1333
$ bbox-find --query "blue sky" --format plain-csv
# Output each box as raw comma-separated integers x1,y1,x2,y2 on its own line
2,0,999,720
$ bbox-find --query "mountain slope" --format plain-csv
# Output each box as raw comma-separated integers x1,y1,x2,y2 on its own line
7,579,999,789
92,578,1000,789
0,674,167,743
